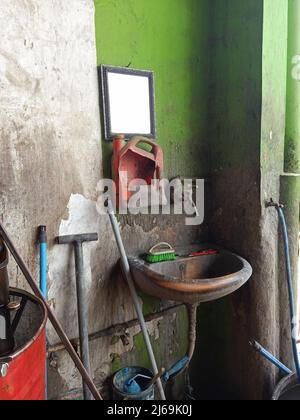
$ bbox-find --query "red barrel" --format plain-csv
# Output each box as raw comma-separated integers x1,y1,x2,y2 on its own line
0,288,47,400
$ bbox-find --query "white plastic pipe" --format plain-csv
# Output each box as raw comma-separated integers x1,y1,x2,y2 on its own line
107,200,166,400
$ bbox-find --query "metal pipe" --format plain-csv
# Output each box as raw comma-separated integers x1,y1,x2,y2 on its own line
161,305,198,383
48,303,183,354
250,341,292,376
0,221,102,401
74,241,93,401
107,200,166,400
187,304,198,360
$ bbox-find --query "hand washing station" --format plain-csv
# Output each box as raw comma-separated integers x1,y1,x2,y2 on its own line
129,246,252,305
128,245,252,389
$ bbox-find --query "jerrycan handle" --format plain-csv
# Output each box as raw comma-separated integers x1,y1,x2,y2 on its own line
129,136,159,161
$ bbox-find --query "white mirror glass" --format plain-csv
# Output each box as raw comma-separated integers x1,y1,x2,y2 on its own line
101,66,156,139
108,73,151,135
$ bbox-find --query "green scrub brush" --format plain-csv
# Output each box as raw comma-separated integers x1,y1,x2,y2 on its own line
146,242,176,264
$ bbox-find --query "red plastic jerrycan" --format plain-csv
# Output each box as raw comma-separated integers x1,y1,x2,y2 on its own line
112,136,164,208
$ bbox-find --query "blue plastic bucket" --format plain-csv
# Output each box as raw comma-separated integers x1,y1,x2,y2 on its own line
113,367,155,400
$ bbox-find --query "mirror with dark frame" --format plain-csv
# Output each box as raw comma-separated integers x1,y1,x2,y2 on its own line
100,65,156,141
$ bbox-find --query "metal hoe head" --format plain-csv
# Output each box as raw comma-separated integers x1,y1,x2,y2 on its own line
56,233,98,245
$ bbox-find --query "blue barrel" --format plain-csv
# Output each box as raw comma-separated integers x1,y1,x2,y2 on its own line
113,367,155,400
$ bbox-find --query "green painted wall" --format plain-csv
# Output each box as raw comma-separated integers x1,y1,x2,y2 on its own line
261,0,288,193
94,0,210,399
94,0,296,400
94,0,210,179
285,0,300,174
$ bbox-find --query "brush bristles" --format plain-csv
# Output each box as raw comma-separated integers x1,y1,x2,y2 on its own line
146,253,176,264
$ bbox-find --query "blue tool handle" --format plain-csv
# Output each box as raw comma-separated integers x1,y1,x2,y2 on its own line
250,341,292,376
38,226,47,400
40,243,47,297
163,356,190,382
39,226,47,297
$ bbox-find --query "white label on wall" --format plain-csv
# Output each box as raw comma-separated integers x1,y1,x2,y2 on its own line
0,315,6,339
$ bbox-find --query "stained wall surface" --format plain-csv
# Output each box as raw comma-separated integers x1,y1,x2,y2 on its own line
0,0,206,399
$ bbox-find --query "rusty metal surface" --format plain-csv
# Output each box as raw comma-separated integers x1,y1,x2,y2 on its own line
129,246,253,304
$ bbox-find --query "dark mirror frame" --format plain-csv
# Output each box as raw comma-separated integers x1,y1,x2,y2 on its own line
100,65,156,141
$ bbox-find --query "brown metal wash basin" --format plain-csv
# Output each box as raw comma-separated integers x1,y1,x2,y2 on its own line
129,247,252,304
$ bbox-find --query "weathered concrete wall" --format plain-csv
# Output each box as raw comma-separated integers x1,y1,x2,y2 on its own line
0,0,105,398
0,0,205,399
0,0,102,287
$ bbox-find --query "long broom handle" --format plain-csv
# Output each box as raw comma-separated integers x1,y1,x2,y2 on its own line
107,200,166,401
0,222,102,401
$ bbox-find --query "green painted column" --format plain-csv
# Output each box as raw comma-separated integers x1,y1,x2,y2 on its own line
285,0,300,174
281,2,300,369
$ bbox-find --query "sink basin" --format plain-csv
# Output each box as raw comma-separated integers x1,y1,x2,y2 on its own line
129,247,252,304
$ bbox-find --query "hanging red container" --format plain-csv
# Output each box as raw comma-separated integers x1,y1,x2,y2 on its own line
112,136,164,209
0,288,47,401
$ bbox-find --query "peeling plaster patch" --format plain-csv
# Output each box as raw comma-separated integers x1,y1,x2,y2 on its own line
59,193,100,236
47,194,100,344
146,318,162,341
